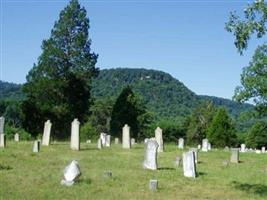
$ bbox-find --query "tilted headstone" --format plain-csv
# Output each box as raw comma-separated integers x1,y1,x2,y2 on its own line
240,144,246,153
0,116,5,135
178,138,184,149
190,148,198,164
202,138,209,152
33,140,40,153
114,137,119,144
230,148,239,163
42,120,52,146
174,156,181,167
70,118,80,151
131,138,136,146
100,133,107,146
106,135,111,147
155,127,164,152
0,134,6,148
14,133,19,142
97,138,102,149
262,147,266,153
149,180,158,191
61,160,81,186
122,124,131,149
183,151,197,178
143,139,158,170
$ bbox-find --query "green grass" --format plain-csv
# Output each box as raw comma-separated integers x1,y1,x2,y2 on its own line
0,141,266,200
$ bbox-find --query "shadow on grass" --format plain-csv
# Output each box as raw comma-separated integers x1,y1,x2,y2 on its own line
158,167,175,171
79,178,92,185
0,164,12,170
232,181,267,197
197,172,207,177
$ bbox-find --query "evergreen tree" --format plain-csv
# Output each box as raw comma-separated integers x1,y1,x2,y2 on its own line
246,121,267,149
207,108,237,147
22,0,98,138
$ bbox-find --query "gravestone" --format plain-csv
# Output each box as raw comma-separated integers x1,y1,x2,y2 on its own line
149,180,158,191
33,140,40,153
202,138,209,152
197,144,201,150
262,147,266,153
42,120,52,146
208,143,211,151
155,127,164,152
190,148,198,164
131,138,136,146
106,135,111,147
178,138,184,149
70,118,80,151
174,156,181,167
0,116,5,135
0,134,6,148
14,133,19,142
240,144,246,153
143,139,158,170
230,148,239,163
183,151,196,178
122,124,131,149
86,140,91,144
97,138,102,149
100,133,107,146
61,160,81,186
256,150,261,154
114,137,119,144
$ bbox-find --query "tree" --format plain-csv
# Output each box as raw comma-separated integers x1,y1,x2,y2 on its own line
226,0,267,114
207,108,237,147
110,86,149,140
186,101,216,145
22,0,98,138
246,120,267,148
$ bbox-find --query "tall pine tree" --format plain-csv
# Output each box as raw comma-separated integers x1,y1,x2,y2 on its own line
22,0,98,138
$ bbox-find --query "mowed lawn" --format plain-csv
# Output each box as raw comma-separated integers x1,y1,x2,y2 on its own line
0,141,266,200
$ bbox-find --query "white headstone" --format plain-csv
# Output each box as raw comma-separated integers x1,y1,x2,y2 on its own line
86,139,91,144
230,148,239,163
14,133,19,142
0,116,5,135
178,138,184,149
143,139,158,170
149,180,158,191
61,160,81,186
97,138,102,149
100,133,107,146
70,118,80,151
114,137,119,144
197,144,201,150
190,148,198,164
262,147,266,153
42,120,52,146
0,134,6,148
122,124,131,149
106,135,111,147
155,127,164,152
33,140,40,153
183,151,196,178
256,150,261,154
131,138,136,146
202,138,209,152
240,144,246,152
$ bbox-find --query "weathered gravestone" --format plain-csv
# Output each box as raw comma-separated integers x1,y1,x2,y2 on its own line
14,133,19,142
0,116,5,135
61,160,81,186
183,151,197,178
42,120,52,146
202,138,209,152
143,139,158,170
97,138,103,149
230,148,239,163
240,144,246,153
190,148,198,164
131,138,136,146
197,144,201,150
33,140,40,153
122,124,131,149
100,133,107,146
106,135,111,147
70,119,80,151
178,138,184,149
155,127,164,152
0,134,6,148
262,147,266,153
114,137,119,144
149,180,158,191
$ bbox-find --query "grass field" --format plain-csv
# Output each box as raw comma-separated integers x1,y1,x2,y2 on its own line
0,141,266,200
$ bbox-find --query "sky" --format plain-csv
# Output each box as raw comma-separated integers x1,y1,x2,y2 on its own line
0,0,263,99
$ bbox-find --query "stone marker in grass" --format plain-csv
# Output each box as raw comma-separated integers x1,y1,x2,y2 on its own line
202,138,209,152
178,138,184,149
122,124,131,149
100,133,107,146
70,118,80,151
143,139,158,170
42,120,52,146
230,148,239,163
149,180,158,191
190,148,198,164
33,140,40,153
183,151,197,178
0,134,6,148
61,160,81,186
14,133,19,142
106,135,111,147
155,127,164,152
240,144,246,153
131,138,136,146
262,147,266,153
97,138,102,149
208,143,211,151
114,137,119,144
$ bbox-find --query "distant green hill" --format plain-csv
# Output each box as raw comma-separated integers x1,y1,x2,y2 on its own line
0,68,253,119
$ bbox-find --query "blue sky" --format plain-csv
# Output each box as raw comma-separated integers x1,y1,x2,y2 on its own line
0,0,262,99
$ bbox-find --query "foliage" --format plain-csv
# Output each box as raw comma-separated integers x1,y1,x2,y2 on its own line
22,0,98,138
4,125,32,141
207,107,237,147
186,101,217,145
0,81,24,101
80,121,98,142
110,86,150,139
246,121,267,148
